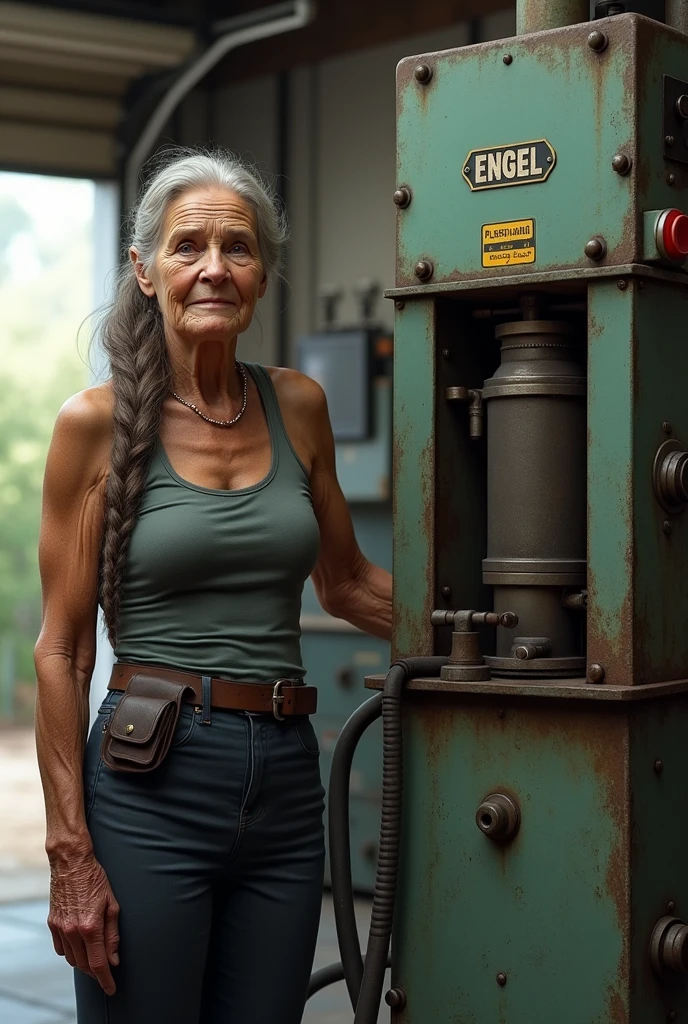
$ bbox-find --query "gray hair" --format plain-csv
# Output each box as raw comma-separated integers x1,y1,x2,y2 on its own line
98,147,288,646
130,147,288,275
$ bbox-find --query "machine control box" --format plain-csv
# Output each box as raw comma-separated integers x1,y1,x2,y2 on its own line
395,14,688,286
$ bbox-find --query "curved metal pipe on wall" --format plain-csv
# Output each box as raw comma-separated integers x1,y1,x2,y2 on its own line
124,0,316,208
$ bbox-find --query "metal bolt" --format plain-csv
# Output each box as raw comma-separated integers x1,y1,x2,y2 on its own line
669,902,677,913
546,155,553,163
655,759,664,774
497,972,508,987
385,988,407,1009
414,63,432,84
588,663,606,684
668,173,677,185
393,186,412,209
585,236,607,261
663,421,673,435
414,258,434,281
441,585,451,599
617,279,628,290
587,30,609,52
666,135,676,146
676,94,688,120
477,794,520,842
503,54,513,65
612,153,632,175
663,520,674,536
441,348,450,359
395,300,405,311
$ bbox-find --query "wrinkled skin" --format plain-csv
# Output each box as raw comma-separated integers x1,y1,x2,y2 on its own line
35,184,392,998
48,853,120,994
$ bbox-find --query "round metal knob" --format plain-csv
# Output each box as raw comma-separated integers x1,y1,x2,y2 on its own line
476,793,520,842
662,450,688,504
676,95,688,120
585,236,608,261
414,63,433,84
651,916,688,976
612,153,632,175
587,30,609,52
385,988,407,1009
393,186,412,208
654,439,688,514
414,258,434,281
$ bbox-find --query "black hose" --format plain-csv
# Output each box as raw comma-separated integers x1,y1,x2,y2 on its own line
307,656,445,1017
328,693,383,1008
353,657,446,1024
307,954,391,1000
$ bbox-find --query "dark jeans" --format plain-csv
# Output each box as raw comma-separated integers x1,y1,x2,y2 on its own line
75,690,326,1024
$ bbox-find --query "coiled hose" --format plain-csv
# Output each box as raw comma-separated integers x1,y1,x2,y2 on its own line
307,656,446,1022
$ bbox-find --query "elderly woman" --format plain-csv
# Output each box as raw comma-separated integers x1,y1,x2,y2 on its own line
34,148,392,1024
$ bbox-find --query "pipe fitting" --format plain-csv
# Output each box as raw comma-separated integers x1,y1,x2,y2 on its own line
476,793,521,842
512,637,551,660
651,916,688,976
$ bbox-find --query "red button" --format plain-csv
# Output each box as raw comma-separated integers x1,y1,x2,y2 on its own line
661,208,688,262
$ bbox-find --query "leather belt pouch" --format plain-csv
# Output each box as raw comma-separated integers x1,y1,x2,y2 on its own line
101,673,195,773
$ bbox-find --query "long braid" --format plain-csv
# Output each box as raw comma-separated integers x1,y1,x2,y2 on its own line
99,279,170,646
94,146,288,646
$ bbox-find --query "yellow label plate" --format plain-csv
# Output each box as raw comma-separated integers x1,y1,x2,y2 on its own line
482,218,536,269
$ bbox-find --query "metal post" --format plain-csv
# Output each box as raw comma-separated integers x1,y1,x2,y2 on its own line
667,0,688,33
517,0,589,34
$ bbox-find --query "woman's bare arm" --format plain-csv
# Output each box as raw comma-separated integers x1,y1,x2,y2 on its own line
34,385,120,993
271,368,392,641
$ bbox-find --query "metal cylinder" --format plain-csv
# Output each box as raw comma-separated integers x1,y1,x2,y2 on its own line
482,320,587,677
667,0,688,35
517,0,589,34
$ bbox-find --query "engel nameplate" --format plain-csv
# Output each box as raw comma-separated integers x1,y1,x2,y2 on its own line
463,140,556,192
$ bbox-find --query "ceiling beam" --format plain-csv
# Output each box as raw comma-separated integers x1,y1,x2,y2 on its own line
211,0,513,84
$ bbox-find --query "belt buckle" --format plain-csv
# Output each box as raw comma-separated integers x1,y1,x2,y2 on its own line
272,679,288,721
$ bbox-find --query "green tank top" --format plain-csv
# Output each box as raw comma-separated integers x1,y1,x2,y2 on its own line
114,363,321,682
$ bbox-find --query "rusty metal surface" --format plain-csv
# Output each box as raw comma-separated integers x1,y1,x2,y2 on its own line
517,0,589,35
393,693,633,1021
666,0,688,34
365,672,688,700
384,263,688,300
395,16,688,290
392,299,436,661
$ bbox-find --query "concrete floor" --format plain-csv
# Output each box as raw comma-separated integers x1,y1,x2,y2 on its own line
0,893,388,1024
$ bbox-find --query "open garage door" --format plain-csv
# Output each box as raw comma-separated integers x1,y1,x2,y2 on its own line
0,1,195,177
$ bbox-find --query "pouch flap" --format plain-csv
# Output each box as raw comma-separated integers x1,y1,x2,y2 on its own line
109,692,173,744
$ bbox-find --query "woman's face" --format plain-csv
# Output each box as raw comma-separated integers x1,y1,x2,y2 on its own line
131,185,267,344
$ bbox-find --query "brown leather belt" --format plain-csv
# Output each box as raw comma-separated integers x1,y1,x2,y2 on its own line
108,662,317,719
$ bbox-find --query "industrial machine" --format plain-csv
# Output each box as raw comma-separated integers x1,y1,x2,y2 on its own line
297,293,391,892
306,0,688,1021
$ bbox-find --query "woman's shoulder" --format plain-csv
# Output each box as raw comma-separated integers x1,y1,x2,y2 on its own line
57,381,114,436
262,365,327,415
50,382,113,483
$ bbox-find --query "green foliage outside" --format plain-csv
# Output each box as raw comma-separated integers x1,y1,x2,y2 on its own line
0,178,94,723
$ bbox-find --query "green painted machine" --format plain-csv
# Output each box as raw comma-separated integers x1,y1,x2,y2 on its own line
382,1,688,1020
307,2,688,1020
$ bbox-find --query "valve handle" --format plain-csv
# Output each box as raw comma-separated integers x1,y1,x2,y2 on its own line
431,609,519,631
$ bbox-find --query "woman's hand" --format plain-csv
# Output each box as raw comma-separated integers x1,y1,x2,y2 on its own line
48,852,120,995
